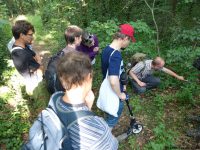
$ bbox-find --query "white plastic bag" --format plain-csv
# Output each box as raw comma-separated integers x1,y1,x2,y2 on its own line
97,75,119,117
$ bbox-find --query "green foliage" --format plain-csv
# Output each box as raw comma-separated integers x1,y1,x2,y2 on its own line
175,83,199,106
0,0,199,148
171,26,200,46
26,15,46,41
0,19,12,84
86,20,118,48
0,1,9,18
144,123,175,150
0,92,30,150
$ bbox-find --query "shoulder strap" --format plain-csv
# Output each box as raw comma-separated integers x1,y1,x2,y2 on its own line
109,50,117,63
106,50,117,77
140,61,146,74
48,105,94,129
11,46,23,53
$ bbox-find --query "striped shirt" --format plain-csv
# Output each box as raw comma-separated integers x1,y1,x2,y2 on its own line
130,60,164,79
52,92,118,150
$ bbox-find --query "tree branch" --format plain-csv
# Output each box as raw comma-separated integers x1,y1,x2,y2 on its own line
144,0,160,56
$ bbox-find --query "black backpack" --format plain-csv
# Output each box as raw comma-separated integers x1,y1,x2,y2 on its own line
45,50,65,94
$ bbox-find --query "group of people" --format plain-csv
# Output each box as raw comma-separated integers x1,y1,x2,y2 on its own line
10,20,186,149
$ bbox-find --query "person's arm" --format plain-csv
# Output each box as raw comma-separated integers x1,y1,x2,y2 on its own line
162,67,185,81
108,51,126,100
129,62,146,87
129,71,146,87
109,75,126,100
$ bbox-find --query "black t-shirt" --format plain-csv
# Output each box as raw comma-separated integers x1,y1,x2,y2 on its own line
11,45,40,76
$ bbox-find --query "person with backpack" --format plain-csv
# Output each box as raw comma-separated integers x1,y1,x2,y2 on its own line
22,51,118,150
45,25,83,94
100,24,136,129
76,31,99,65
129,57,185,94
11,20,43,95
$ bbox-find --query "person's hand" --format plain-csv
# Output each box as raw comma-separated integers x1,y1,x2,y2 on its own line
119,92,126,101
93,47,99,52
177,76,185,81
84,90,95,110
34,53,42,64
138,81,146,87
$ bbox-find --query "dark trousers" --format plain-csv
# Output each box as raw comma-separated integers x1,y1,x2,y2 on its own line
130,75,161,94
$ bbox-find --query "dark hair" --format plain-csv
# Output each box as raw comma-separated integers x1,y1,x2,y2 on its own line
12,20,35,40
64,25,83,44
113,32,130,40
57,51,92,90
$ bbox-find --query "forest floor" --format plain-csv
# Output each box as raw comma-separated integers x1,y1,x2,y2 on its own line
31,41,200,150
1,39,199,150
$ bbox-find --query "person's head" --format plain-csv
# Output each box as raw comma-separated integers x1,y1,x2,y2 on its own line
152,57,165,70
81,31,95,47
113,24,136,49
12,20,35,44
57,51,92,95
64,25,83,46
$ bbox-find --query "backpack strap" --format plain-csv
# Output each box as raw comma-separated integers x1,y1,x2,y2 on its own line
11,46,23,53
140,61,146,74
106,50,117,78
46,106,94,150
48,105,94,129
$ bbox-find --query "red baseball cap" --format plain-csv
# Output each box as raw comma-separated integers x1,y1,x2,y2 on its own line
120,24,136,42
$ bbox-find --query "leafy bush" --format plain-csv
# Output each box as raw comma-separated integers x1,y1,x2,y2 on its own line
144,123,176,150
0,19,12,84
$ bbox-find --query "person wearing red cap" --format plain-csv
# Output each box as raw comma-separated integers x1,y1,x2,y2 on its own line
101,24,136,129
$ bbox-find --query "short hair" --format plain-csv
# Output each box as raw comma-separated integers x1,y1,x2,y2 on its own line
113,32,130,40
12,20,35,40
57,51,92,90
152,57,165,66
64,25,83,44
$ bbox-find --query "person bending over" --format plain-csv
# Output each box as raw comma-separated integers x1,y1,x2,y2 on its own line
129,57,185,94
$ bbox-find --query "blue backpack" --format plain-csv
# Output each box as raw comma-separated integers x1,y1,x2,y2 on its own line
21,93,94,150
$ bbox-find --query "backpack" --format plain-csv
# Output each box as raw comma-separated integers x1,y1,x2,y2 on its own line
45,50,65,94
126,53,147,73
21,92,94,150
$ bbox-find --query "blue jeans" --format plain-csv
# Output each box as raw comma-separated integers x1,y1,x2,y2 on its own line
130,75,161,94
105,100,124,128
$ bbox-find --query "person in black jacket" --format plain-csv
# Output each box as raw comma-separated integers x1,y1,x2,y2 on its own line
11,20,43,95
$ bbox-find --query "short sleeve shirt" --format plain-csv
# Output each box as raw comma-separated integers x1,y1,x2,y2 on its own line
131,59,164,79
101,46,124,91
50,92,118,150
11,45,40,76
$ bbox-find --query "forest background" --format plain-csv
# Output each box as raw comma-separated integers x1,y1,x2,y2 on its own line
0,0,200,149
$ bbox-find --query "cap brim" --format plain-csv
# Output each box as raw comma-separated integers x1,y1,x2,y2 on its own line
131,36,136,42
